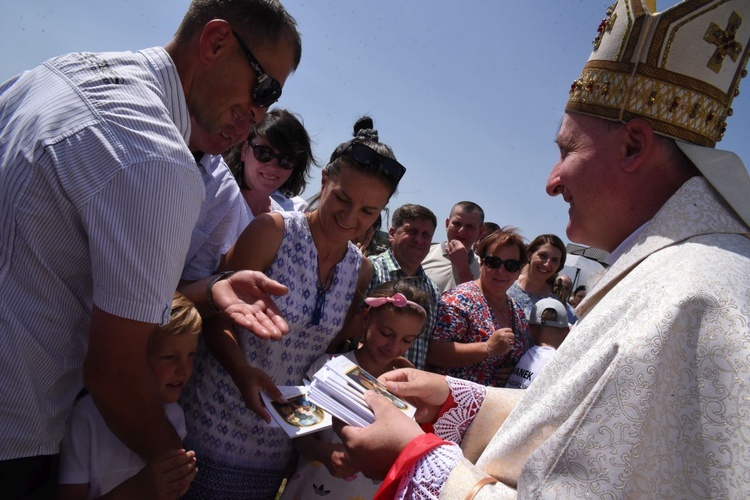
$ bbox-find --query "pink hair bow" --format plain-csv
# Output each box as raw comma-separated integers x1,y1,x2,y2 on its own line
364,293,426,315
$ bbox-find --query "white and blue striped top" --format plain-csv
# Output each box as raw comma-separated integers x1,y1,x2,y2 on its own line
0,47,204,459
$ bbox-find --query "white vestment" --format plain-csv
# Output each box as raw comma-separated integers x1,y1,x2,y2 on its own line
437,177,750,498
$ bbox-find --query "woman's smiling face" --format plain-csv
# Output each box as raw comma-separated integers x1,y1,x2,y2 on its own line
527,243,563,284
241,135,294,195
316,164,392,244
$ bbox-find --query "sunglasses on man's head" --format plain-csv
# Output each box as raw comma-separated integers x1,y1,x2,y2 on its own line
329,142,406,182
231,30,282,108
483,255,522,272
249,143,296,170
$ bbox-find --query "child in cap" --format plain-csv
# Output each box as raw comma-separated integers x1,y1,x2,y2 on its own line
505,297,570,389
57,292,201,499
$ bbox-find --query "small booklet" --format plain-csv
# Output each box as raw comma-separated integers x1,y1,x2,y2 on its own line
307,356,416,427
260,385,332,437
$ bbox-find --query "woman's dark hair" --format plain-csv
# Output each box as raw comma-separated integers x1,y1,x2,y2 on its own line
225,109,316,197
477,229,528,265
526,234,567,285
325,116,402,195
573,285,587,295
366,279,428,321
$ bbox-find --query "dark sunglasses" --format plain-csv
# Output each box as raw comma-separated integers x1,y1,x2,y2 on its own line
329,142,406,182
231,30,282,108
483,255,522,272
249,143,296,170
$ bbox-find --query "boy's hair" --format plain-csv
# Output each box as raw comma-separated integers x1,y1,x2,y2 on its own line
540,308,561,324
149,292,202,348
367,279,428,321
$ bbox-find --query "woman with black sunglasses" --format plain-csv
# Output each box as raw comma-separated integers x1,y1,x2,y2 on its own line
223,108,315,220
179,116,406,498
427,229,532,387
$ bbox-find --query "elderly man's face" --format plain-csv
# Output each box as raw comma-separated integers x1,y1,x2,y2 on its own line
546,113,624,252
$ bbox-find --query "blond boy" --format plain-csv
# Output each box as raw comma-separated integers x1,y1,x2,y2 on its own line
58,293,201,499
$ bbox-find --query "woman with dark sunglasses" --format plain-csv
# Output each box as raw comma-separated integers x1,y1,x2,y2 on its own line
427,229,532,387
507,234,577,325
224,108,315,220
179,116,405,498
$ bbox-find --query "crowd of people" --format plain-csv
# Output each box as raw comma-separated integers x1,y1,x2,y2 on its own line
1,0,749,499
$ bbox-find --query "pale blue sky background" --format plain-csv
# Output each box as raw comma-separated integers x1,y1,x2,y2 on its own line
2,1,749,246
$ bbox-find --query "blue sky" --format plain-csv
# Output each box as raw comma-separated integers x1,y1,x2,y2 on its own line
2,1,749,245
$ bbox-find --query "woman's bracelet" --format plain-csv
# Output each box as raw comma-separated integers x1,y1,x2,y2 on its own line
207,271,235,314
485,341,491,359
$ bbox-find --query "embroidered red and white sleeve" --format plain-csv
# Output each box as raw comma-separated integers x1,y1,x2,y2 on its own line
432,376,486,444
375,377,488,499
393,440,464,499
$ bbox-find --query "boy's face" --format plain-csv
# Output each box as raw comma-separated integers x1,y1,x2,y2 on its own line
148,333,199,404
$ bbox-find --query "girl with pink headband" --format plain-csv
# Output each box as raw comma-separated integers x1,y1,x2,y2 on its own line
281,279,428,499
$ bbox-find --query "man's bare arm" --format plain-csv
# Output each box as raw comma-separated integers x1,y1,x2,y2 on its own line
84,306,182,460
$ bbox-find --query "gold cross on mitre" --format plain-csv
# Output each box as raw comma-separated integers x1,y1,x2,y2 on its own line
593,2,618,50
704,11,743,73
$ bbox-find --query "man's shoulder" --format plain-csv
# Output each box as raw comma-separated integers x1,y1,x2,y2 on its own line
369,249,401,279
422,242,448,263
415,266,441,296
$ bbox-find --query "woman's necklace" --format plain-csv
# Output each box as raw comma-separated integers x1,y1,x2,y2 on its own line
309,256,338,326
490,297,510,325
307,210,340,326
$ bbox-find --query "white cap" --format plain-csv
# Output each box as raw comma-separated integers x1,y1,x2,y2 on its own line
529,298,570,329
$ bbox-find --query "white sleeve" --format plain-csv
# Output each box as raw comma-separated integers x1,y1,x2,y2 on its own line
57,398,95,485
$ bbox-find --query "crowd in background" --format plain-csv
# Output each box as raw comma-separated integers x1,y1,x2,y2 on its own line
3,0,748,498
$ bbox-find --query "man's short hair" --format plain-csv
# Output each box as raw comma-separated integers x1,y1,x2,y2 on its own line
449,201,485,225
175,0,302,70
392,204,437,230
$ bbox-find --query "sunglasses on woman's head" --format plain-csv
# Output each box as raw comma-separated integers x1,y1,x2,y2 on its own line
329,142,406,182
483,255,522,272
249,143,296,170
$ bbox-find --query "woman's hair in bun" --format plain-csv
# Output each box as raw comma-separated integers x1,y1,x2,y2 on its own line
325,115,400,194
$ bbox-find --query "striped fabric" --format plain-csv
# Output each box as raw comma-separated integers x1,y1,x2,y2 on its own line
181,153,246,281
0,47,204,459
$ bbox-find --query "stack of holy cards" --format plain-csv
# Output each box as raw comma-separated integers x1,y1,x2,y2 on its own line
260,385,332,437
307,356,416,427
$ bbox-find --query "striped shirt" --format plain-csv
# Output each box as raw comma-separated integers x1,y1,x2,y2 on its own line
368,249,440,370
181,153,246,281
0,47,204,459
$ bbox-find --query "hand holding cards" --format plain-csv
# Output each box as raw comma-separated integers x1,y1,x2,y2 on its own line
307,356,416,427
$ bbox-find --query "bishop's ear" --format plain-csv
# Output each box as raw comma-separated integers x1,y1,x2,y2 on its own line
621,118,655,172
